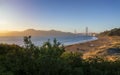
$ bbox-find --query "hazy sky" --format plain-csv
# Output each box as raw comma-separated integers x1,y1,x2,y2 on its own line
0,0,120,33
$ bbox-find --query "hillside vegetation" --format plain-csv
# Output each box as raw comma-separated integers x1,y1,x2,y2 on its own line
83,28,120,60
100,28,120,36
1,36,120,75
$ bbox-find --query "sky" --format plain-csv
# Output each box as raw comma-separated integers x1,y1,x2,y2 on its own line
0,0,120,33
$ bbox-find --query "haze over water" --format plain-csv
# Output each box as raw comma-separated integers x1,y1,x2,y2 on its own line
0,36,97,46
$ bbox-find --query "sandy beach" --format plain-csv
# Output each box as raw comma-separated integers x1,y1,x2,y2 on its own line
65,36,120,59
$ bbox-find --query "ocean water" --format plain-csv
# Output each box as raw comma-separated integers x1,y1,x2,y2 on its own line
0,36,97,46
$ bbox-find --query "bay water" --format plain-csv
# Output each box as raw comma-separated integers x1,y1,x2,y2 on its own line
0,35,97,46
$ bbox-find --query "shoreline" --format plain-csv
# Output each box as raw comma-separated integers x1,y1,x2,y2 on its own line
65,36,120,59
65,36,99,46
63,36,98,46
65,36,113,53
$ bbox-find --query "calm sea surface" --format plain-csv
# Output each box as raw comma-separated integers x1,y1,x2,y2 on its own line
0,36,97,46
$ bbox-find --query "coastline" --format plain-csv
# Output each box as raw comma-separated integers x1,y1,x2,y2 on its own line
65,36,113,53
65,36,120,59
63,36,98,46
65,36,98,49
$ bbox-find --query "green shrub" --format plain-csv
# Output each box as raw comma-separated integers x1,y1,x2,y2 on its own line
0,36,120,75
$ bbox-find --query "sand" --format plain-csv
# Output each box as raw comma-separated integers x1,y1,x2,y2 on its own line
65,36,120,59
66,36,110,51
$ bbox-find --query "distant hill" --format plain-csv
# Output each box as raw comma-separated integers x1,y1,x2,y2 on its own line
0,29,75,36
100,28,120,36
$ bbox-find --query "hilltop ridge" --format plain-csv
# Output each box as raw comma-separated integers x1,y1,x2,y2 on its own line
0,29,75,36
99,28,120,36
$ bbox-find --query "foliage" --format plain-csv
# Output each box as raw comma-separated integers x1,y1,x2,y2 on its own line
99,28,120,36
0,36,120,75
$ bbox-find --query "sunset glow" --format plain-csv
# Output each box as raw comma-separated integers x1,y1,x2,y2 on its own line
0,0,120,33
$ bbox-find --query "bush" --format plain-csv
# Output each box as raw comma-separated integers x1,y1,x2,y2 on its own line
0,36,120,75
